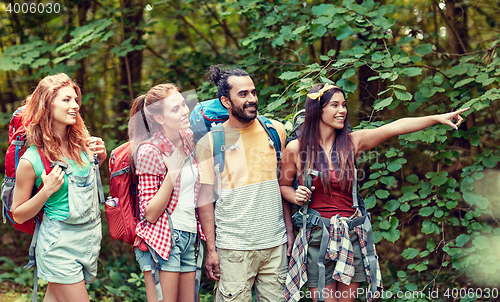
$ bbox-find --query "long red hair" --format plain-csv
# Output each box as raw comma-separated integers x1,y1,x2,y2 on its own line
23,73,92,165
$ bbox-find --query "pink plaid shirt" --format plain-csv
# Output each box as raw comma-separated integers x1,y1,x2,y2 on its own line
135,130,205,260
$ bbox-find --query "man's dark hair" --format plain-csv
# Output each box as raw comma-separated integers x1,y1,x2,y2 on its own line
207,65,249,101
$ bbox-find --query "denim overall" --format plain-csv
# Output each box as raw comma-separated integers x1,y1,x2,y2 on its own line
35,160,102,286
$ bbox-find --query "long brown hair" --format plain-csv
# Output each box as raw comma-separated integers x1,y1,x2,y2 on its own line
23,73,91,165
128,83,178,176
299,83,355,193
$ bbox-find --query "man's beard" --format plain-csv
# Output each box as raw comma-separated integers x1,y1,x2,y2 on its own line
229,97,257,123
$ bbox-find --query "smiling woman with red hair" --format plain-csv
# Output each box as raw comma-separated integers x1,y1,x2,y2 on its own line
12,73,106,302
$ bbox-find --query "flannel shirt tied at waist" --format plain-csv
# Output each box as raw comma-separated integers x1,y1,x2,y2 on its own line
285,209,383,302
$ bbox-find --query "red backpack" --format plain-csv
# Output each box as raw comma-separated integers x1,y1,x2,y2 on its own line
1,107,52,235
106,139,171,245
105,142,138,245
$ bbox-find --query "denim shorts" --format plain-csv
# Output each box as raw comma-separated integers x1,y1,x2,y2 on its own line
135,230,197,273
36,216,102,284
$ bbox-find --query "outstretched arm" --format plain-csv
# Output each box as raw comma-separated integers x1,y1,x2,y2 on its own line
351,107,470,153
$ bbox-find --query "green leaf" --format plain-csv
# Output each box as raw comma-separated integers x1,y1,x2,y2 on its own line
475,73,489,84
401,248,419,259
315,17,333,26
320,55,330,61
371,52,386,62
385,199,400,211
433,73,444,85
400,203,410,212
342,68,356,79
427,238,436,251
406,174,419,184
410,55,422,62
382,228,400,242
483,155,500,168
415,263,428,272
446,200,459,209
422,220,438,234
387,158,407,172
473,236,490,250
455,234,470,247
447,65,469,77
379,220,391,230
365,195,377,209
361,179,377,190
279,71,301,80
374,97,393,111
311,24,327,37
320,76,335,84
395,90,412,101
373,230,383,243
375,190,390,199
415,44,433,55
419,207,434,217
272,36,285,47
434,209,444,218
328,49,336,56
335,25,353,40
463,192,490,209
380,176,395,186
431,171,448,186
403,67,422,77
454,78,475,88
405,283,418,291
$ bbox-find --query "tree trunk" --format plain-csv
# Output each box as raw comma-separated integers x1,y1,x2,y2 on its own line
75,0,92,131
117,0,144,141
445,0,477,159
357,0,383,121
445,0,469,60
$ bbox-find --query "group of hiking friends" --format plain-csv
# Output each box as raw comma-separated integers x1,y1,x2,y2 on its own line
7,65,469,302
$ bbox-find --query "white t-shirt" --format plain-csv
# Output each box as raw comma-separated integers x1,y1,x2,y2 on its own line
170,159,198,233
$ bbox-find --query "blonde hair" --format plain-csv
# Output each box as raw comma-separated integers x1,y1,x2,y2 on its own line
23,73,92,165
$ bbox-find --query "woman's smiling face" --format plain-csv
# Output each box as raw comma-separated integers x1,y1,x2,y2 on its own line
320,91,347,130
51,86,80,128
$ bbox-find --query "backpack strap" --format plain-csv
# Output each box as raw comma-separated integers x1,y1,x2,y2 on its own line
194,239,204,302
211,124,225,198
347,163,378,294
147,245,164,301
256,115,282,174
93,154,106,205
25,149,53,302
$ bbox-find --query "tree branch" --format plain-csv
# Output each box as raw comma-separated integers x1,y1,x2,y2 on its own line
433,0,467,54
204,3,240,50
119,0,134,100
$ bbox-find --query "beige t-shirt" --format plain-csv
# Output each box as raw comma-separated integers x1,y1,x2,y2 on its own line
196,118,287,250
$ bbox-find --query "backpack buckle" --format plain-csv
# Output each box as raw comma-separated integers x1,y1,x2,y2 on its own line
50,161,68,171
268,138,274,148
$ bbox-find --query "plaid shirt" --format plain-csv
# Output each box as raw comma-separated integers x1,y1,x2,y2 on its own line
135,130,205,260
285,208,382,302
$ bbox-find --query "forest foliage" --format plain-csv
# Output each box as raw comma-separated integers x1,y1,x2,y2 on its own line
1,0,500,301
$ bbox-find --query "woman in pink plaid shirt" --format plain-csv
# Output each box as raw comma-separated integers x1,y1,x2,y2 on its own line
128,84,205,302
